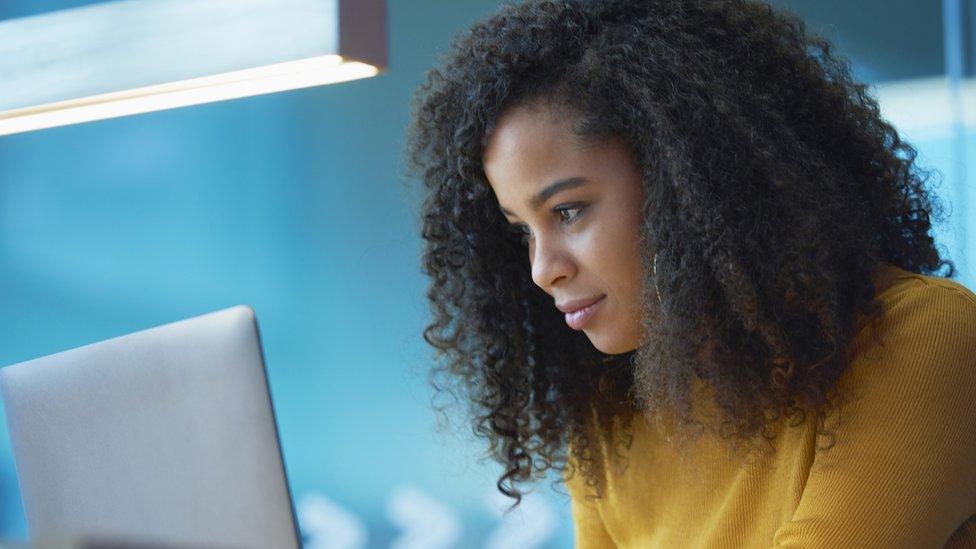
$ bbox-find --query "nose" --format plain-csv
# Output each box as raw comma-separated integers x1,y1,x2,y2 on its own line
530,235,576,291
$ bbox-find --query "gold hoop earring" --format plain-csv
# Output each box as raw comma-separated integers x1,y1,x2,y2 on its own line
652,252,661,304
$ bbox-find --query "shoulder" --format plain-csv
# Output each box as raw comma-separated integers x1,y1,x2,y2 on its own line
871,262,976,314
838,262,976,412
855,262,976,348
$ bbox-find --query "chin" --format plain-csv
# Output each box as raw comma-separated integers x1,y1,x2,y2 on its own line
587,333,632,355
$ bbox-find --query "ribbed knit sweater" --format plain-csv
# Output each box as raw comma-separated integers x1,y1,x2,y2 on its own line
565,262,976,548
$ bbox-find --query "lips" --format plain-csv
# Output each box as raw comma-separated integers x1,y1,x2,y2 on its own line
556,295,606,314
562,296,605,330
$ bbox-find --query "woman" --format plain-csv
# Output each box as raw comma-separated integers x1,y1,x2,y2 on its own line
404,0,976,547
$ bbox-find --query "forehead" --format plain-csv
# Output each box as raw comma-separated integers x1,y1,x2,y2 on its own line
482,104,637,210
483,103,581,169
482,105,591,194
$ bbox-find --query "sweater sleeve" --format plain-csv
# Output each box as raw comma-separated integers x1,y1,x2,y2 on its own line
771,281,976,548
564,460,618,548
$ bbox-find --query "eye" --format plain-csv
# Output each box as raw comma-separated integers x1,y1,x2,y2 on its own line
510,223,532,244
555,204,585,224
509,203,587,244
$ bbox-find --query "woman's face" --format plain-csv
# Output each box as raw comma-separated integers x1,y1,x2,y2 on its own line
482,103,647,354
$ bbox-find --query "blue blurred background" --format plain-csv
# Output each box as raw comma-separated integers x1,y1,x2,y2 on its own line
0,1,973,547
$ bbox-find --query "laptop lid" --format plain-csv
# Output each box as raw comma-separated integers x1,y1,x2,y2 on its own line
0,306,300,549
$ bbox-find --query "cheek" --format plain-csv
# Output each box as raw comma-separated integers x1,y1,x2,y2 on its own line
604,207,645,295
588,216,640,282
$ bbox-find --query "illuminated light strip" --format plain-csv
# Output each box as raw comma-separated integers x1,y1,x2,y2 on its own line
0,56,378,136
0,0,387,136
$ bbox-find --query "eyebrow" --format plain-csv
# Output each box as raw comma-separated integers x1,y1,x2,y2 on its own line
498,176,589,217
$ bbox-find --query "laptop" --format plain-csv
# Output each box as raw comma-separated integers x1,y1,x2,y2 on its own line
0,306,301,549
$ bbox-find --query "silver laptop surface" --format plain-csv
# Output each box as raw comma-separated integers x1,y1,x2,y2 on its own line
0,306,300,549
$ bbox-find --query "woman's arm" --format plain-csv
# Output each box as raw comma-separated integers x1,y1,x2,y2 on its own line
772,281,976,548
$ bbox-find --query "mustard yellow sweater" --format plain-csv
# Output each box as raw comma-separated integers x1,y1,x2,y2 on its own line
565,263,976,548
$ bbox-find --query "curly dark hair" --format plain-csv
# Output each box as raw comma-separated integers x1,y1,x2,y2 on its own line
403,0,955,509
